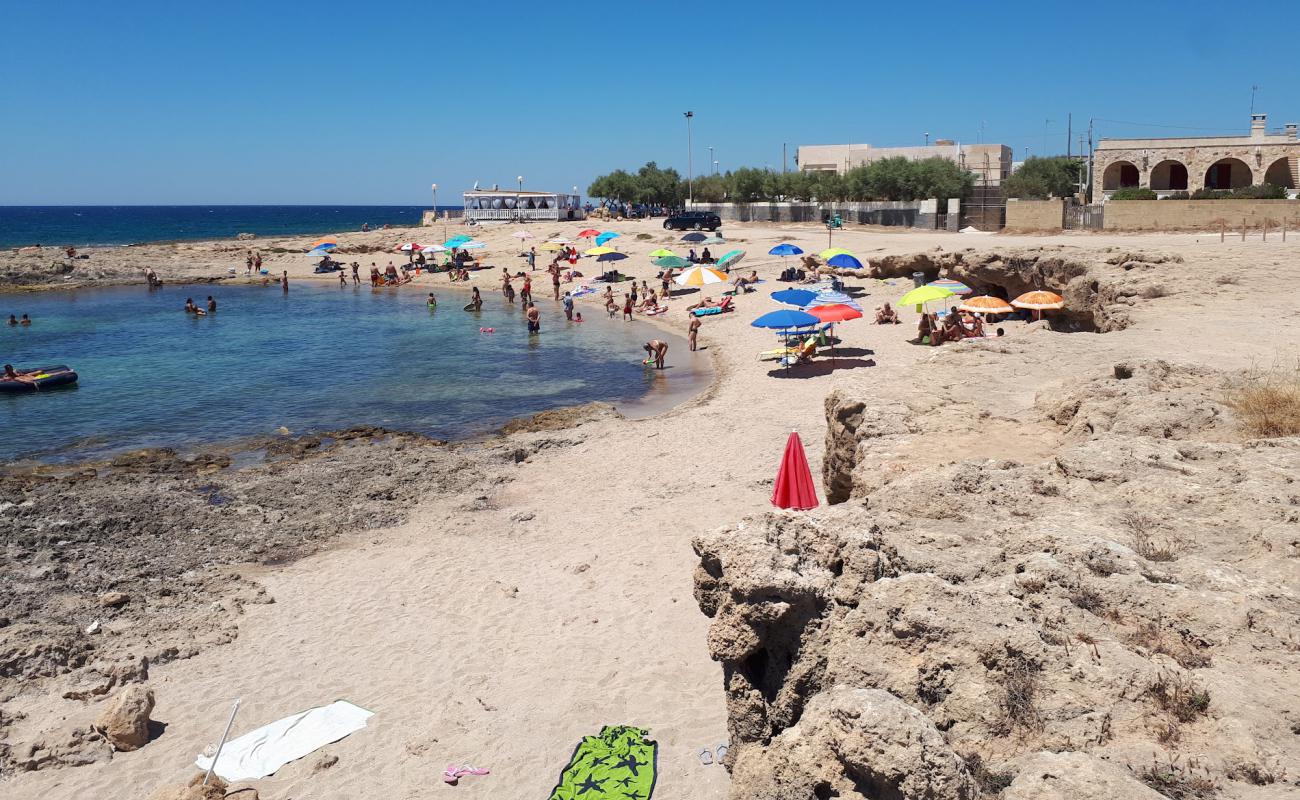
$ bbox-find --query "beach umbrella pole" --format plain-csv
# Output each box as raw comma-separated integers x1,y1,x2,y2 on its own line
203,699,241,786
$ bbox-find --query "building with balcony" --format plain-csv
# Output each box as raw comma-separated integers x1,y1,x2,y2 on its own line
1093,114,1300,201
796,141,1012,186
462,189,584,222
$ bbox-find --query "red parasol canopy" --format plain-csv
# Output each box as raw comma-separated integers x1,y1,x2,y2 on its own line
577,229,601,238
771,431,819,510
804,303,863,323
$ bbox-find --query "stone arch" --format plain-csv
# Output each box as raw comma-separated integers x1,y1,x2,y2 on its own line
1149,160,1188,191
1203,157,1253,190
1102,161,1140,190
1263,156,1297,189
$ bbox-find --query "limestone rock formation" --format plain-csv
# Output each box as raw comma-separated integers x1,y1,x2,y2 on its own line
1002,752,1165,800
94,684,155,751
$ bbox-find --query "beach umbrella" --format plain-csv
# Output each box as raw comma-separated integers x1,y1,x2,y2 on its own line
443,236,471,249
595,231,620,246
306,242,337,252
805,303,863,323
648,248,677,258
771,432,819,510
655,255,692,269
699,235,726,245
819,247,852,260
511,230,535,241
928,278,972,295
960,295,1014,315
539,241,565,252
769,243,804,257
681,232,708,243
752,309,819,329
309,237,337,249
395,242,424,251
826,253,863,270
771,288,817,307
585,246,616,256
898,284,955,312
674,265,728,286
458,240,487,250
716,249,745,270
577,229,601,239
548,237,573,245
804,289,858,307
1011,290,1065,310
1011,290,1065,321
596,252,628,262
420,244,447,254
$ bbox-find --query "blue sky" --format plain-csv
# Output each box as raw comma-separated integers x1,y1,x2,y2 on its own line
2,0,1298,205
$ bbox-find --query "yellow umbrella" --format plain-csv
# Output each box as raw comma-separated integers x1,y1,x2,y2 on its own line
819,248,853,260
539,242,565,251
898,284,955,312
649,248,677,258
585,246,616,256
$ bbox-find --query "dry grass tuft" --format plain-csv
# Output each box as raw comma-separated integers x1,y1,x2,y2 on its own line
994,652,1043,733
1225,365,1300,438
1133,754,1219,799
1146,671,1212,722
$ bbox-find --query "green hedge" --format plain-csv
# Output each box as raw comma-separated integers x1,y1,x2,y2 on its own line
1189,184,1289,200
1110,188,1157,200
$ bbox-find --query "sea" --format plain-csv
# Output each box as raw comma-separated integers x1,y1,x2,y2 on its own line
0,283,707,463
0,205,449,249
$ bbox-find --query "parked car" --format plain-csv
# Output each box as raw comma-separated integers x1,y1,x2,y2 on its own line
663,211,721,231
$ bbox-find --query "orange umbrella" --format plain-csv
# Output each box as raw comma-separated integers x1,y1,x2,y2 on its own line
804,303,863,323
959,295,1014,315
1011,290,1064,310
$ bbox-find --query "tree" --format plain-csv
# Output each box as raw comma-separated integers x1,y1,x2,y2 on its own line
1002,157,1082,200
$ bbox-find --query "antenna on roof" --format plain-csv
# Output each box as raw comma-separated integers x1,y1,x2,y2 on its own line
473,180,480,190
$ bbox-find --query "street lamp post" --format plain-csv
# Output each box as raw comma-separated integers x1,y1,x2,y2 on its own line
713,160,719,176
708,145,714,176
924,132,930,146
430,183,438,222
516,175,523,222
684,111,694,206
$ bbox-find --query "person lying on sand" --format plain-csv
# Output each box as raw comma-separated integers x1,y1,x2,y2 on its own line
686,296,717,311
875,303,899,324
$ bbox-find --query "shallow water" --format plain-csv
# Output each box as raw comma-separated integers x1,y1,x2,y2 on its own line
0,282,707,462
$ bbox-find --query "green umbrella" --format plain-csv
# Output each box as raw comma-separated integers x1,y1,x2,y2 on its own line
716,249,745,269
654,255,691,269
898,284,955,311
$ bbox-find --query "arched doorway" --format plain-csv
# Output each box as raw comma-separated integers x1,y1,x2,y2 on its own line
1203,158,1252,190
1102,161,1140,190
1263,157,1297,189
1149,160,1188,191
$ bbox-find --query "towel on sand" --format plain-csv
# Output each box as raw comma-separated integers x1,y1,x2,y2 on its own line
547,725,657,800
194,700,374,781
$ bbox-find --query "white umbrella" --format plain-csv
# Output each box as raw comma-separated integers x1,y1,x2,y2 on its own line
512,231,535,241
420,244,447,254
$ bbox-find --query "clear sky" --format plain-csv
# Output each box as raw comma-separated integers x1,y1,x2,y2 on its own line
3,0,1298,205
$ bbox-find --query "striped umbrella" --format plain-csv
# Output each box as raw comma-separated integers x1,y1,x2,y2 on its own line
928,278,972,295
309,237,337,249
959,295,1014,314
716,249,745,269
674,266,728,286
805,290,861,310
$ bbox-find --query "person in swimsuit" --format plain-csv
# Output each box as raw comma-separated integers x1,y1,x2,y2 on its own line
470,287,483,310
184,298,198,314
2,365,37,384
688,316,701,351
206,296,217,312
351,262,361,285
6,315,16,326
19,314,30,326
282,271,289,293
526,302,541,333
622,293,633,321
521,275,532,304
427,292,437,308
643,340,668,369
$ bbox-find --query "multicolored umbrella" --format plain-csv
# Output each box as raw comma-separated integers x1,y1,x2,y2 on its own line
771,288,817,307
443,236,471,249
307,241,337,252
769,243,804,257
771,431,818,510
395,242,424,252
673,265,728,286
928,278,972,295
826,253,863,270
959,295,1014,314
716,249,745,270
805,289,859,309
595,232,620,246
309,237,337,249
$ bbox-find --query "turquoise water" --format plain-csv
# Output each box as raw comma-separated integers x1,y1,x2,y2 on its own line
0,283,701,462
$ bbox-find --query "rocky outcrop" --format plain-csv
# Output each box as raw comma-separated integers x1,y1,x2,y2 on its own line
94,684,155,751
698,361,1300,798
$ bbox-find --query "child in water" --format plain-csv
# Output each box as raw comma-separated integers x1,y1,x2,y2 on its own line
427,292,437,308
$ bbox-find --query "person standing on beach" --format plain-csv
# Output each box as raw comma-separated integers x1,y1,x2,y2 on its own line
527,247,536,271
501,268,512,299
526,302,540,333
245,252,253,276
661,269,671,298
255,252,263,273
339,270,348,288
643,339,668,369
550,264,561,300
562,291,574,321
622,293,633,321
630,282,638,306
688,316,701,351
351,262,360,285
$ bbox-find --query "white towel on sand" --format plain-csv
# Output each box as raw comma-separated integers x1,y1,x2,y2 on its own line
194,700,374,781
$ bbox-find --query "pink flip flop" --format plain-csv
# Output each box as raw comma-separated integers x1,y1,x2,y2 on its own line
443,764,491,785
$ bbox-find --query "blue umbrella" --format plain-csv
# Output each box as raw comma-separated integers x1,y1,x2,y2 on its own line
827,253,863,269
769,243,804,256
752,309,819,329
771,288,817,307
307,246,334,256
595,231,620,246
596,252,628,262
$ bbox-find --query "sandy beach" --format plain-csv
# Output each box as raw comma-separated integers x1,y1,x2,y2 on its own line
3,219,1300,799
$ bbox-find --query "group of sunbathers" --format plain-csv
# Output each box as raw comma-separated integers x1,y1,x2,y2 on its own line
602,283,666,318
371,263,411,287
914,305,990,345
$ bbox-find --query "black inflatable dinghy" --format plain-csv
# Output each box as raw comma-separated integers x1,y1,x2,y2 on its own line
0,365,78,393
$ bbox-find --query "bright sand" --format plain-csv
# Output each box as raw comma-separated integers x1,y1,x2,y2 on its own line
4,219,1300,798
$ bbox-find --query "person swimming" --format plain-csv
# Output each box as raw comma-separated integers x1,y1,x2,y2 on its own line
6,315,16,326
19,314,31,326
427,292,437,308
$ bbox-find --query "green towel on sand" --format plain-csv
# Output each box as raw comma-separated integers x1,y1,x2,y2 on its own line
547,725,658,800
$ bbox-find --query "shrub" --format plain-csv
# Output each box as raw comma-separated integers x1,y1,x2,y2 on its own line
1110,188,1158,200
1147,672,1212,722
1224,365,1300,437
1133,755,1219,799
1190,183,1289,200
1161,191,1191,200
1003,156,1083,200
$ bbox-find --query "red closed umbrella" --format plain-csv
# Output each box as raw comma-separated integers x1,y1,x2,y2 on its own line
771,431,819,510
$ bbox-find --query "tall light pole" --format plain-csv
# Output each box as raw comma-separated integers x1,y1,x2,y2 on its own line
431,183,438,219
713,160,719,176
708,145,714,176
516,175,523,222
924,132,930,146
684,111,694,206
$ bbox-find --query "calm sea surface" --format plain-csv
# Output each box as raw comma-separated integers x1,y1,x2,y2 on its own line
0,205,441,249
0,283,704,463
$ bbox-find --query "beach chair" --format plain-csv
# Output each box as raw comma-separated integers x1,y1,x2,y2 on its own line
778,337,819,367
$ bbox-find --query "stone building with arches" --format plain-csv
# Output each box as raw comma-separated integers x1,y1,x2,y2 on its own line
1093,114,1299,201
